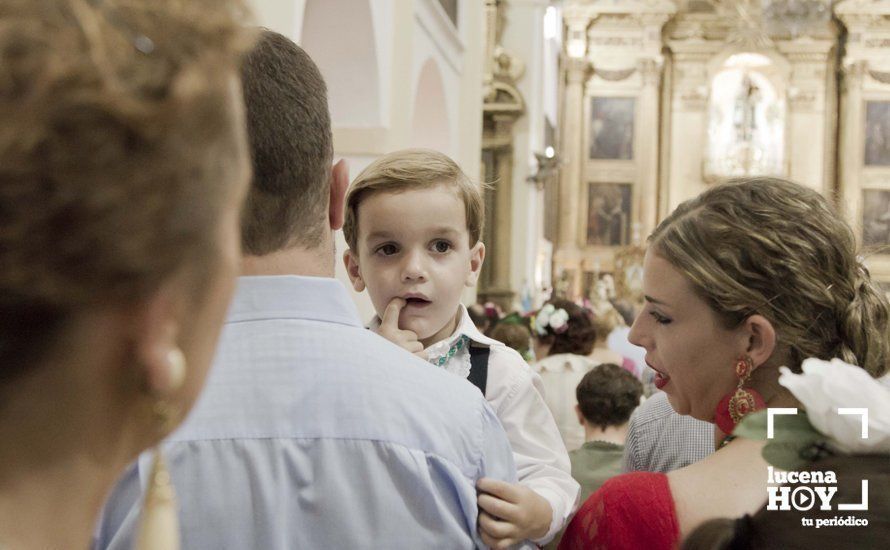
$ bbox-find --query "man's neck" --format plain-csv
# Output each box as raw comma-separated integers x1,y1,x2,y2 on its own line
583,423,629,446
241,242,334,278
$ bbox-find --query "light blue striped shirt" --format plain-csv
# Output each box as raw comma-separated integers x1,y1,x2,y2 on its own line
95,276,519,549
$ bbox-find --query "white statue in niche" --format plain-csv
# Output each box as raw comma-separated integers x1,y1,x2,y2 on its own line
704,53,786,181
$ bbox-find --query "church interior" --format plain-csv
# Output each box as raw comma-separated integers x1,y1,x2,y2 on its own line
6,2,890,548
250,0,890,317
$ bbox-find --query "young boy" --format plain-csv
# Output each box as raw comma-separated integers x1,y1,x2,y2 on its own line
571,363,643,501
343,149,579,547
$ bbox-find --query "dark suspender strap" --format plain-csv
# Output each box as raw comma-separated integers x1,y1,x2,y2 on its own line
467,345,490,396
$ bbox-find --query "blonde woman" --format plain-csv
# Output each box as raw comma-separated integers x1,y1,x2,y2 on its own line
559,177,890,550
0,1,251,548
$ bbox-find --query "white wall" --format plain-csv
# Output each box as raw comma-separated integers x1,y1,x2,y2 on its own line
249,0,306,41
500,0,552,309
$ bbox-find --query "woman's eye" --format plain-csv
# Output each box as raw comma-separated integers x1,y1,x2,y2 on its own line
376,244,398,256
649,311,672,325
431,240,452,253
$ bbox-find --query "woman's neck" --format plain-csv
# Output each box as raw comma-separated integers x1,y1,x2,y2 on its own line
0,356,140,549
0,450,124,549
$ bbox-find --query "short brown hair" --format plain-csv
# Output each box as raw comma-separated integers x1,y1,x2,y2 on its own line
239,30,332,255
576,364,642,429
0,0,251,380
343,149,483,250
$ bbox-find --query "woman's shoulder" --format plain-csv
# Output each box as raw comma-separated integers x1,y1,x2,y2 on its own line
560,472,679,550
597,471,674,506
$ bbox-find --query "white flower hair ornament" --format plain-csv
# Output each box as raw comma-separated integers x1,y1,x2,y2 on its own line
778,358,890,455
534,304,570,336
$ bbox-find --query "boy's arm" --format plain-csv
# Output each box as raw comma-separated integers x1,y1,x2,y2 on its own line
483,354,581,546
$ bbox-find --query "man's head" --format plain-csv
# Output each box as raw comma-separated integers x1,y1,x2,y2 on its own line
343,149,485,346
575,364,643,430
239,29,347,258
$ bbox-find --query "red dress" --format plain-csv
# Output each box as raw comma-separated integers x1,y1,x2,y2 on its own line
558,472,679,550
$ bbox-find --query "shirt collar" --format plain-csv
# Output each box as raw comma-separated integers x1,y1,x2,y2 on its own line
535,353,598,372
225,275,362,328
426,305,501,350
583,440,624,451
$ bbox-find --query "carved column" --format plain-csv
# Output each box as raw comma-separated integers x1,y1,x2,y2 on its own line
637,58,662,237
480,0,525,310
838,60,867,232
558,58,589,252
777,30,840,195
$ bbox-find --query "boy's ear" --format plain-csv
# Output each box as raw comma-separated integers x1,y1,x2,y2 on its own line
575,404,585,426
464,242,485,288
343,249,365,292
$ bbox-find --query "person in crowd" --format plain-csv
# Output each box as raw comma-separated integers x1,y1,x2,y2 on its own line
489,313,534,362
607,299,647,380
0,1,251,548
682,358,890,549
531,299,601,452
623,391,714,473
559,177,890,550
570,364,643,501
343,149,578,548
587,300,635,374
96,31,517,550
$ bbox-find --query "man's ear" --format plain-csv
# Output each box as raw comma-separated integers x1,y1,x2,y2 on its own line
329,159,349,231
742,314,777,369
343,249,365,292
464,241,485,288
132,284,186,397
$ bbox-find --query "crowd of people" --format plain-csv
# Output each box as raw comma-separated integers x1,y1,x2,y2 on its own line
1,2,889,549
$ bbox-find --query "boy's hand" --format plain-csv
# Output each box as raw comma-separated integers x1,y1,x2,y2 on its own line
477,478,552,549
378,297,427,359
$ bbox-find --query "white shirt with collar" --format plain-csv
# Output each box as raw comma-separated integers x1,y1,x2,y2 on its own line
532,353,601,452
423,306,581,545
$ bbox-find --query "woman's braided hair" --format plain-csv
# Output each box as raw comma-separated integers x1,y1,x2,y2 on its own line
651,177,889,377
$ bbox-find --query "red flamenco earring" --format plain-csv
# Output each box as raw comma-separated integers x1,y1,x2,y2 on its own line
714,355,766,436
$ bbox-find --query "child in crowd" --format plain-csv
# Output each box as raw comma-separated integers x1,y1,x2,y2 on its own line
544,364,642,550
570,364,642,501
343,149,579,547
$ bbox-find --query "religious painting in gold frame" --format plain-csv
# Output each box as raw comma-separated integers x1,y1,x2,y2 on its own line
586,183,631,246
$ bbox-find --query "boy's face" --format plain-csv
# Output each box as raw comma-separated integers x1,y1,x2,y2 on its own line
345,184,484,346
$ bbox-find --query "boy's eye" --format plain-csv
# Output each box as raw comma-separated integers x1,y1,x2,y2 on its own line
431,240,452,253
375,243,399,256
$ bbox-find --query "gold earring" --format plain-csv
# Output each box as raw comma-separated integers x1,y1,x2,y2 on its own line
135,348,187,549
150,348,187,434
134,448,180,550
167,348,186,391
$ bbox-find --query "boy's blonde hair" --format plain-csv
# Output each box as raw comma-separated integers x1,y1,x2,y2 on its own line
343,149,484,250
